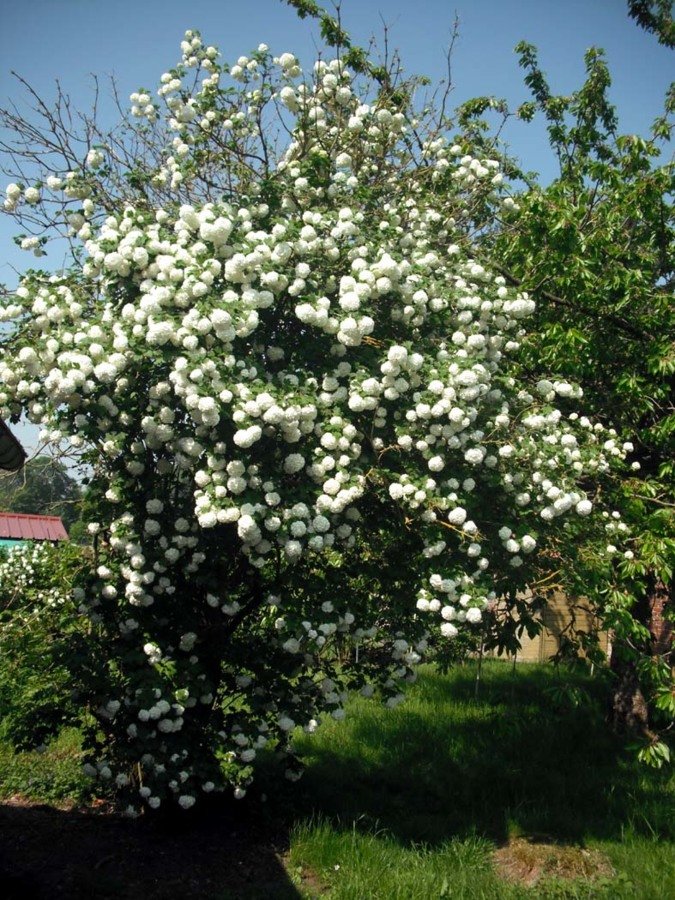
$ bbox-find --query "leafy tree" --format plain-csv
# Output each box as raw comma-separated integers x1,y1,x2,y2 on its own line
628,0,675,47
489,42,674,752
0,24,629,814
0,454,82,528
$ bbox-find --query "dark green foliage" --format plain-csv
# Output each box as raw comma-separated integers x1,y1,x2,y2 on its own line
628,0,675,47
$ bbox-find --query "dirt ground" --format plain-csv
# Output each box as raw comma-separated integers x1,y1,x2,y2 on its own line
493,835,614,887
0,795,306,899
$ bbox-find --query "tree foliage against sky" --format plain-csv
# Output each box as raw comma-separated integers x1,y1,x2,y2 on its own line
0,455,82,528
491,41,674,753
627,0,675,48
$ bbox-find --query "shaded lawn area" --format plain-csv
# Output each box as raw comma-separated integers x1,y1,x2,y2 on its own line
277,661,675,898
0,661,673,898
285,661,672,845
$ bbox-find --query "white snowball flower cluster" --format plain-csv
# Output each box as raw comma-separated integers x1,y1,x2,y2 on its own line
0,30,628,813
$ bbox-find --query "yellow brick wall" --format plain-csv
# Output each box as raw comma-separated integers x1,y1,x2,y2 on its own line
492,592,610,663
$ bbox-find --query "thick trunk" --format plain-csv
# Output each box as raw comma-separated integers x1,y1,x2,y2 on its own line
609,577,671,736
647,578,672,660
610,656,651,734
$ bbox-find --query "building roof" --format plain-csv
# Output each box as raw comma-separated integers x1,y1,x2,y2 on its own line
0,419,26,472
0,512,69,541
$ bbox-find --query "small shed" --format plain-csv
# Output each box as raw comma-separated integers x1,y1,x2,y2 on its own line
493,591,610,663
0,419,26,472
0,512,69,550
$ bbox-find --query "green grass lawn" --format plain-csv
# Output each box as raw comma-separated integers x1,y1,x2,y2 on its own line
0,727,92,807
278,661,675,898
1,661,673,898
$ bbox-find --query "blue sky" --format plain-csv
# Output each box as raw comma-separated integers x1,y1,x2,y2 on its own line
1,0,672,452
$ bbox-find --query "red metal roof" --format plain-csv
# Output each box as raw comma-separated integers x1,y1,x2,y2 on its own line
0,512,69,541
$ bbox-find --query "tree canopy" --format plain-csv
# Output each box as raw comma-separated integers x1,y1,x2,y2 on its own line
628,0,675,48
0,455,82,529
490,41,674,755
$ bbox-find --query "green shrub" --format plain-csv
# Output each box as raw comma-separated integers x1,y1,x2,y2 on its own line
0,542,89,749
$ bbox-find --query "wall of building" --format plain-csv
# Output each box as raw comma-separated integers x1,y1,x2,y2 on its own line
492,592,610,663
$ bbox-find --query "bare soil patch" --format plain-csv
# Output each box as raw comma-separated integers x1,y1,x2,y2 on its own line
493,835,614,888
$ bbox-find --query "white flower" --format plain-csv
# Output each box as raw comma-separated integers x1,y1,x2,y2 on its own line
143,642,162,664
464,448,485,465
428,455,445,472
440,622,459,638
389,483,404,500
284,453,305,474
447,507,467,526
521,535,536,553
86,148,104,168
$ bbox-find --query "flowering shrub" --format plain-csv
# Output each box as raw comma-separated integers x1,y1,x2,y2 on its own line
0,542,86,748
0,31,630,813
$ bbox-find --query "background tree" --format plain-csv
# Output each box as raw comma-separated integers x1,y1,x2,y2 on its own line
0,455,82,529
627,0,675,47
0,542,87,748
490,42,674,756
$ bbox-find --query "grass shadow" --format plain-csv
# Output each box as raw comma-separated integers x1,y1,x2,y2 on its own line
267,662,673,849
